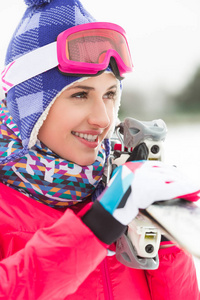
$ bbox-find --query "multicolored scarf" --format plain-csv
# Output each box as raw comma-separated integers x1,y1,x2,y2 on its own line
0,101,106,207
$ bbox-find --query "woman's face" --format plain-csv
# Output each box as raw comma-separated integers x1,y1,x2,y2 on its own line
38,72,119,166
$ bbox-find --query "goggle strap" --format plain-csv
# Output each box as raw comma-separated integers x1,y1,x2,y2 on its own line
1,42,58,93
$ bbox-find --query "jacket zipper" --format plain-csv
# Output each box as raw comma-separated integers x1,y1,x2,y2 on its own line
101,258,114,300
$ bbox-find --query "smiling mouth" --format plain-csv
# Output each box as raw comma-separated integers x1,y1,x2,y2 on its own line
72,131,98,142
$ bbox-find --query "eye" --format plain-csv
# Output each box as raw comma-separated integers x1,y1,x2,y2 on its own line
71,91,88,99
104,90,117,100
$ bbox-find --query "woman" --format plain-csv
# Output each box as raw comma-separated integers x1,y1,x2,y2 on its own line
0,0,199,299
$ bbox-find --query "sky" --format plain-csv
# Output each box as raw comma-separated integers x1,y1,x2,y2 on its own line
0,0,200,95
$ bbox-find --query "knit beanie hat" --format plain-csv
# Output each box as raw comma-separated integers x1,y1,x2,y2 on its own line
3,0,100,162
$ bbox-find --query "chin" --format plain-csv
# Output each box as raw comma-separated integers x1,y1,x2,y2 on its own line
74,155,96,167
78,159,96,167
60,149,99,166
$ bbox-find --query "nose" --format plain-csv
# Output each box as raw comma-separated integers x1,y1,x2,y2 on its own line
88,98,111,129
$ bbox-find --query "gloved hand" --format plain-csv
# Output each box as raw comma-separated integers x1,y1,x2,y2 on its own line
82,160,200,244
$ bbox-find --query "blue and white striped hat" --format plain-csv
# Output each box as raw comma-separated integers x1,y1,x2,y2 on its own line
4,0,96,161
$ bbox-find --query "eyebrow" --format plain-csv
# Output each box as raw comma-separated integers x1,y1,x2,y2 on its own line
107,84,118,90
68,84,118,91
68,85,94,91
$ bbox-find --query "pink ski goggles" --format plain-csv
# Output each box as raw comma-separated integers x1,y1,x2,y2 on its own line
57,22,133,76
1,22,133,93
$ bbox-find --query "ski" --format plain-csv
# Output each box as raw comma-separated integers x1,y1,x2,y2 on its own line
141,198,200,258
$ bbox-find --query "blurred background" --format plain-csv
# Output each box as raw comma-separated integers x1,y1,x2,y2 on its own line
0,0,200,282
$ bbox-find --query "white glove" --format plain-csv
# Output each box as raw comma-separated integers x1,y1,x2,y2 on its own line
98,160,200,225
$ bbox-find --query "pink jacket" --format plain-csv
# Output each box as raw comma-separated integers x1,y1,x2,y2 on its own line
0,182,199,300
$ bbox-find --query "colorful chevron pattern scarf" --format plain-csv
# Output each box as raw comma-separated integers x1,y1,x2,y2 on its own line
0,101,105,207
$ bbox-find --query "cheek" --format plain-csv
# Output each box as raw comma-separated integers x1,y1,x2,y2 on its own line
102,106,115,138
104,103,117,138
107,103,115,126
50,105,80,129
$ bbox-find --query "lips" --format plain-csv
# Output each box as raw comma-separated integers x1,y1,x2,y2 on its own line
72,131,98,142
